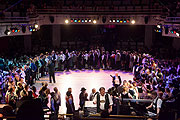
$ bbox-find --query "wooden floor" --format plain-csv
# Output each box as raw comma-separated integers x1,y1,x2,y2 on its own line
35,69,134,114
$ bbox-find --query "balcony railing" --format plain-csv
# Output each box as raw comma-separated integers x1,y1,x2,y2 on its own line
165,17,180,23
0,17,30,23
37,7,164,15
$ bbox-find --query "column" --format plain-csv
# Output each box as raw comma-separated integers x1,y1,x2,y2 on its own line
144,25,153,49
24,35,31,52
172,37,180,50
52,25,61,49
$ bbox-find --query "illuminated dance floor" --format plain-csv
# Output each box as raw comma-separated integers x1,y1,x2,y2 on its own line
35,69,134,114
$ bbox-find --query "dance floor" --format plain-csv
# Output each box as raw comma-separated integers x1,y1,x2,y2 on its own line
35,69,134,114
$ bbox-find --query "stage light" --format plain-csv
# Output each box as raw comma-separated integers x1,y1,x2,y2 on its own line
131,20,135,24
127,19,130,23
176,31,180,37
176,32,180,37
78,19,81,23
155,24,162,33
74,19,77,23
10,27,15,32
113,19,116,23
65,19,69,24
170,29,178,34
29,26,33,32
93,20,97,24
170,30,174,34
123,19,127,23
85,19,88,22
109,19,112,23
35,23,38,29
154,26,162,32
89,19,92,22
11,27,20,33
157,24,162,29
70,19,74,23
81,19,84,23
120,19,123,23
117,19,120,23
4,29,11,35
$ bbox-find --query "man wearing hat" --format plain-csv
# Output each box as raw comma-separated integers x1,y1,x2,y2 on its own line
79,87,87,110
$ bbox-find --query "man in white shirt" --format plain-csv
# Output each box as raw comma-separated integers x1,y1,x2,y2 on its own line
93,87,113,113
89,88,97,101
146,91,162,118
58,51,65,71
84,51,89,68
112,72,121,89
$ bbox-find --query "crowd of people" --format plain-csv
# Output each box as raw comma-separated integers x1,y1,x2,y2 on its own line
0,48,180,119
0,49,144,85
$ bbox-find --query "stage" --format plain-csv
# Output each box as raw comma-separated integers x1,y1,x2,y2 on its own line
35,69,134,114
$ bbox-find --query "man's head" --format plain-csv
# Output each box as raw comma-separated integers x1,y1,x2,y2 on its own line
50,92,55,97
81,87,86,93
99,87,105,96
115,72,118,77
54,87,58,93
18,82,22,87
27,63,30,68
52,50,55,54
31,86,36,92
123,80,128,87
45,88,50,95
19,66,22,70
151,91,157,99
68,88,72,93
42,82,45,86
44,82,48,87
92,88,96,93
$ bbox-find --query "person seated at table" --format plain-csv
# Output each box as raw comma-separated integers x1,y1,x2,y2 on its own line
120,87,133,99
146,91,162,119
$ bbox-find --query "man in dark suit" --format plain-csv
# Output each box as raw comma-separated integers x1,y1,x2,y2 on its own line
47,60,56,83
25,64,32,86
79,87,86,110
30,59,37,83
64,49,70,72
